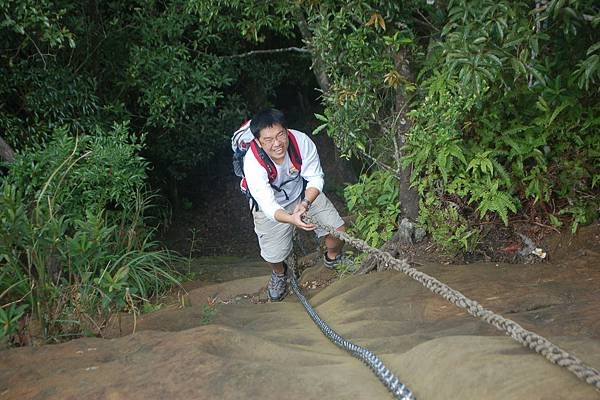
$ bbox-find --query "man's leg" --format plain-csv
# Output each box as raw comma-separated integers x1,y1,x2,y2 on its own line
306,193,347,268
252,204,296,300
270,261,286,275
252,208,294,265
324,224,346,260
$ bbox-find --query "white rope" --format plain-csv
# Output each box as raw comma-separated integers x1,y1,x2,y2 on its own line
306,217,600,391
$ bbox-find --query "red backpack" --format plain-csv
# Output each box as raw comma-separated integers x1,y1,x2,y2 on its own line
231,120,303,210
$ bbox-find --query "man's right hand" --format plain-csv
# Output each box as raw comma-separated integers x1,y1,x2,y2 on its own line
291,209,316,231
274,208,316,231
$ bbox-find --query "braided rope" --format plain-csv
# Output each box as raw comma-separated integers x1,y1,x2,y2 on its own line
288,272,415,400
305,217,600,391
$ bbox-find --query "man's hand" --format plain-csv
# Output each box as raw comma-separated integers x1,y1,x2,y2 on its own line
290,209,316,231
275,208,316,231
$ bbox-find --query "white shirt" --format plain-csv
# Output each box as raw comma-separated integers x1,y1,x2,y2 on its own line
243,129,324,221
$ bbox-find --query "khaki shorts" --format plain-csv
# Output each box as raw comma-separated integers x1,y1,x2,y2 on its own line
252,193,345,263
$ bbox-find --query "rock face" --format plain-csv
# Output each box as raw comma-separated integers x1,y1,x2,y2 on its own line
1,232,600,400
397,218,427,244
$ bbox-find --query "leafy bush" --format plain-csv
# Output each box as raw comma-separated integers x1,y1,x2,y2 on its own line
418,196,480,255
0,304,29,346
0,125,180,344
403,82,519,226
309,1,414,160
344,170,401,247
1,0,315,199
6,123,147,216
308,0,598,252
0,64,108,151
405,0,600,236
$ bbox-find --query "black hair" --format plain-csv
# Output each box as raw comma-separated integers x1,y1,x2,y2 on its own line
250,109,287,139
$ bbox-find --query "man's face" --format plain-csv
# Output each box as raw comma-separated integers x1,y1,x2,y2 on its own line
257,123,288,163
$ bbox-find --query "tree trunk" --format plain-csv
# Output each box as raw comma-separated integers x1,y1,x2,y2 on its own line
0,135,16,163
168,174,181,211
393,49,419,221
293,9,330,92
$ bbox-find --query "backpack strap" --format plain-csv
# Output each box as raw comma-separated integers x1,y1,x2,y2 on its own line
286,130,302,172
240,177,259,212
249,139,277,182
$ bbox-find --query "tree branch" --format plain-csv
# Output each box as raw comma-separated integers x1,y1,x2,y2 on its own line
293,8,330,92
223,47,310,59
25,33,47,69
356,148,401,178
415,9,440,33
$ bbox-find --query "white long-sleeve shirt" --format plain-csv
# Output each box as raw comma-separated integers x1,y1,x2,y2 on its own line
243,129,324,221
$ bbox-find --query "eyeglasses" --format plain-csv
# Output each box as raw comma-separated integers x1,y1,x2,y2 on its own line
260,130,287,147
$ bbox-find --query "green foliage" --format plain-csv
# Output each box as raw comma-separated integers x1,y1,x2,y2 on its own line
127,12,234,130
418,197,480,255
335,252,361,278
200,303,217,325
123,0,310,181
0,304,29,343
404,84,519,226
559,203,599,234
308,1,418,159
142,302,164,314
6,123,147,217
306,0,599,251
405,0,600,234
0,65,106,149
1,0,312,188
0,127,180,344
0,0,75,48
344,170,400,247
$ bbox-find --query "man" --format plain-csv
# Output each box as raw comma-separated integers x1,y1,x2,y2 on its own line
244,108,348,301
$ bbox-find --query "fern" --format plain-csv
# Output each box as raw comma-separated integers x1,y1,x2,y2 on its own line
469,180,518,225
344,171,400,248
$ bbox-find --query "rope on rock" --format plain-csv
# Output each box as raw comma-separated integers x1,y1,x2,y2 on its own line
288,263,416,400
305,216,600,392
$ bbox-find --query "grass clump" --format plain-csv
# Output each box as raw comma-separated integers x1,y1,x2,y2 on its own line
0,126,180,345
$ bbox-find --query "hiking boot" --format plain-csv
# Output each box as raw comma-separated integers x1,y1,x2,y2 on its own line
267,263,289,302
323,253,353,270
